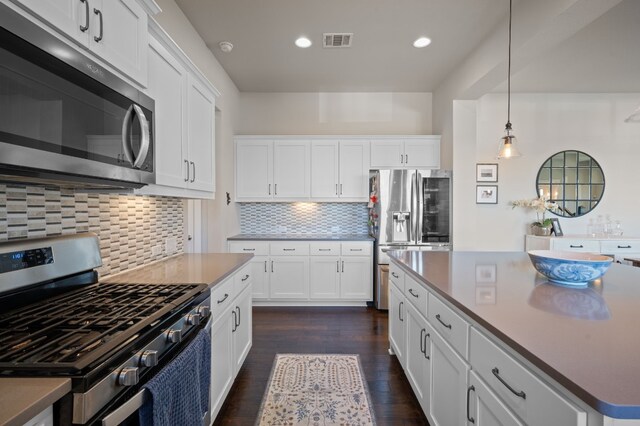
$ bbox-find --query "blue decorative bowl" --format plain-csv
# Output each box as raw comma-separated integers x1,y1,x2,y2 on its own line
527,250,613,287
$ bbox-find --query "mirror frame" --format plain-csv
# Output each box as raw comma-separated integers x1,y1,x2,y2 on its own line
535,150,605,218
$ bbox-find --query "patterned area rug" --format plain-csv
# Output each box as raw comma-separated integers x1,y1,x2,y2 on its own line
256,354,376,426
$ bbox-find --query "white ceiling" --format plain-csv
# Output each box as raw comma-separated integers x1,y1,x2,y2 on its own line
174,0,639,94
174,0,511,92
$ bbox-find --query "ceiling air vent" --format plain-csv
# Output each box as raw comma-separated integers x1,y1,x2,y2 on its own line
323,33,353,48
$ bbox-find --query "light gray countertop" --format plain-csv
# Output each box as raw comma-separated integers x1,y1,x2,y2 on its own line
0,378,70,426
389,250,640,419
228,234,374,241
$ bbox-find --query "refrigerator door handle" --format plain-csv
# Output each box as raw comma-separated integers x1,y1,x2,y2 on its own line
410,171,418,244
416,171,424,245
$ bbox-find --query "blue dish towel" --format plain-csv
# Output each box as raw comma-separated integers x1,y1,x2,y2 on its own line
139,328,211,426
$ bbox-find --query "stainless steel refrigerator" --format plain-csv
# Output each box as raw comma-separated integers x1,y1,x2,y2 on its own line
370,169,452,309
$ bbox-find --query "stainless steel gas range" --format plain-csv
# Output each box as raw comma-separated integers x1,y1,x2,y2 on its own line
0,234,211,425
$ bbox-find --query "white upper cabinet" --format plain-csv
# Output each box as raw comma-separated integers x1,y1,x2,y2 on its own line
140,25,218,199
273,140,311,198
339,140,370,200
236,140,273,199
311,140,339,199
370,137,440,169
13,0,150,86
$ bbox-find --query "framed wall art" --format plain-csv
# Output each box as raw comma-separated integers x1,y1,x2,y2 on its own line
476,185,498,204
476,163,498,182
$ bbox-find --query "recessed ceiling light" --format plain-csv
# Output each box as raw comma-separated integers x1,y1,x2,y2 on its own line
295,37,312,48
413,37,432,48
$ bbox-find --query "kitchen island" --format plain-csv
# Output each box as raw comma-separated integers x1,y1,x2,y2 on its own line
389,250,640,425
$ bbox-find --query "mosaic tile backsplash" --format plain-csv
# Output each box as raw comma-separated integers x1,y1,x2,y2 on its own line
239,203,368,235
0,184,184,277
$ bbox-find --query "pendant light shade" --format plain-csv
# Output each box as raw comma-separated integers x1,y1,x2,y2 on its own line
497,0,521,159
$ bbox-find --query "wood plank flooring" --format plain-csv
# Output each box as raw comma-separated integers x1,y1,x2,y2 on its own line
213,307,429,425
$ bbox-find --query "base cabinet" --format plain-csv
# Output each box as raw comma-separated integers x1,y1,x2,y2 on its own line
468,371,524,426
405,302,432,414
248,256,269,300
389,283,405,366
270,257,310,299
232,285,253,372
209,304,235,420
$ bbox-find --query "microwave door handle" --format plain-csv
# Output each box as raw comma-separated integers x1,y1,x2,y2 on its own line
121,105,135,165
131,104,150,169
101,389,149,426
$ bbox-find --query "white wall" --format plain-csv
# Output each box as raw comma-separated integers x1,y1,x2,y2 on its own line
453,93,640,251
238,92,432,135
154,0,241,252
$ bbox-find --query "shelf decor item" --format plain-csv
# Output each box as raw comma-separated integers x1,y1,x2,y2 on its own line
527,250,613,287
497,0,521,159
511,196,558,235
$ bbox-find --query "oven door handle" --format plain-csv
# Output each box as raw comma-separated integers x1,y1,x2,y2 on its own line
101,389,149,426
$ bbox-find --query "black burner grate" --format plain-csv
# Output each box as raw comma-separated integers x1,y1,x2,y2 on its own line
0,283,205,373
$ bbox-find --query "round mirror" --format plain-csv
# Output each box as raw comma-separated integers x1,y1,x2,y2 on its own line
535,150,604,218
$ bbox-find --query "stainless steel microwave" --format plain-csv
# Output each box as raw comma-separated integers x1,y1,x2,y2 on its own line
0,2,155,189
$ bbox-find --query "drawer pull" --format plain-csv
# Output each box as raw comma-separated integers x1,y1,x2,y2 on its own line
282,248,296,251
350,248,363,251
264,260,267,272
391,272,399,279
217,293,229,304
618,245,632,249
408,288,419,298
569,245,584,248
435,314,452,329
467,385,476,424
420,329,426,354
241,274,250,282
423,333,430,360
318,249,332,251
242,248,255,251
492,367,526,399
399,301,403,322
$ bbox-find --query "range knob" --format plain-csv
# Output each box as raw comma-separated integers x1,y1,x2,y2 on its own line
118,367,139,386
139,350,158,367
197,305,210,318
166,329,182,343
187,313,201,326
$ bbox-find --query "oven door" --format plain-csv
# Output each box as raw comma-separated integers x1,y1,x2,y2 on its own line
0,3,154,188
94,317,212,426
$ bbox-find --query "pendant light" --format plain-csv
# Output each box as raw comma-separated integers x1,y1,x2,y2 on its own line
497,0,521,159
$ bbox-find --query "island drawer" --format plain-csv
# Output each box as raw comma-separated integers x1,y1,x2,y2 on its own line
210,277,234,319
427,294,469,359
550,239,599,252
310,242,341,255
228,241,269,256
389,262,405,291
270,242,310,256
600,240,640,253
341,242,372,256
470,328,587,426
234,263,253,294
404,274,427,316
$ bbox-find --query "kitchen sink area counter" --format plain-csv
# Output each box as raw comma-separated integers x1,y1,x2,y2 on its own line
388,250,640,424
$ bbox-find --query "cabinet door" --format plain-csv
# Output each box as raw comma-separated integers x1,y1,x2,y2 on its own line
339,140,370,199
270,257,310,299
147,36,187,188
249,256,270,300
370,139,404,168
309,256,340,299
404,137,440,169
389,283,406,366
273,140,311,198
340,256,372,300
468,371,524,426
90,0,148,86
311,140,339,198
233,285,253,374
15,0,89,47
405,302,432,414
186,74,216,193
210,307,235,420
430,329,469,426
236,140,273,199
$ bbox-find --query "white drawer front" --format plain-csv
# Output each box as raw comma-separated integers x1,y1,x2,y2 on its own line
341,242,372,256
389,262,405,291
270,242,310,256
600,240,640,254
550,239,599,252
310,242,341,255
210,277,234,319
234,263,253,294
428,294,469,359
470,328,586,426
404,274,428,316
228,241,269,256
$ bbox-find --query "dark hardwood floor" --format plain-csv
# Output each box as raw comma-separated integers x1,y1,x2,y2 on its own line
213,306,429,425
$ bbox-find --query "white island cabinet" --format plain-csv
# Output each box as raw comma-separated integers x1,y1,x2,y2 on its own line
525,235,640,264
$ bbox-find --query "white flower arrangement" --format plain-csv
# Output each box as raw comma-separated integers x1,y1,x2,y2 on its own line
511,196,559,227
